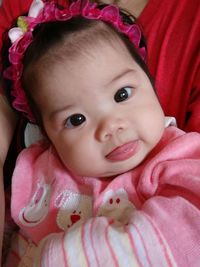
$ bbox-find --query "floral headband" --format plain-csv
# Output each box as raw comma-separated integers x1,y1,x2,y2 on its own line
3,0,146,122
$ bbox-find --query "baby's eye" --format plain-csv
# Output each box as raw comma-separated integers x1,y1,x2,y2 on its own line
114,87,133,102
65,113,86,128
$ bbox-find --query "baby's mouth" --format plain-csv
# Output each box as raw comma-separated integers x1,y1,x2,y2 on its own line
105,140,140,162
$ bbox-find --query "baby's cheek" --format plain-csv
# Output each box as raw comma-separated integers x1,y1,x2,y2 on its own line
69,146,101,176
59,144,89,171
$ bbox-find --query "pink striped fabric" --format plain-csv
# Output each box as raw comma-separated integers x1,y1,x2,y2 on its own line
33,214,176,267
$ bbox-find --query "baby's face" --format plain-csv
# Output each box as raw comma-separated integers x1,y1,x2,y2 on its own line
37,40,165,177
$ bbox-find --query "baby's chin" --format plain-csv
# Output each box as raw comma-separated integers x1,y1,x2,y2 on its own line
100,159,146,178
85,165,138,179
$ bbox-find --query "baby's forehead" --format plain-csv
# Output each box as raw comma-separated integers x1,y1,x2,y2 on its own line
26,20,139,96
50,25,125,61
36,39,137,91
37,33,126,77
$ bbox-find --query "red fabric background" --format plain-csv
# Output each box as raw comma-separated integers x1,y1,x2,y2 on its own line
139,0,200,132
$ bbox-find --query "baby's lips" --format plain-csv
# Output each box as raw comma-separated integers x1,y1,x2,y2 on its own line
106,140,140,161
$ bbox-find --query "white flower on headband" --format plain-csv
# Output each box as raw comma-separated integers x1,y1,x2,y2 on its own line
8,0,44,44
28,0,44,18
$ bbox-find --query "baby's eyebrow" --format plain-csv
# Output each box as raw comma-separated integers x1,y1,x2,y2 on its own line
107,68,136,86
49,104,74,120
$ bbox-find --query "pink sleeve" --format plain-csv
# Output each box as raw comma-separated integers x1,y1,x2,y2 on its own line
138,131,200,266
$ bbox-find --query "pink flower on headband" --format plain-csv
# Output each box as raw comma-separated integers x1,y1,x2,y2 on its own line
3,0,146,123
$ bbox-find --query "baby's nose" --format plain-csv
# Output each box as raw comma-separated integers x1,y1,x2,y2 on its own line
96,117,127,142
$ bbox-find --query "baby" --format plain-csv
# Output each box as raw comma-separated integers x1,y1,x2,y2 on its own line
2,0,200,266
